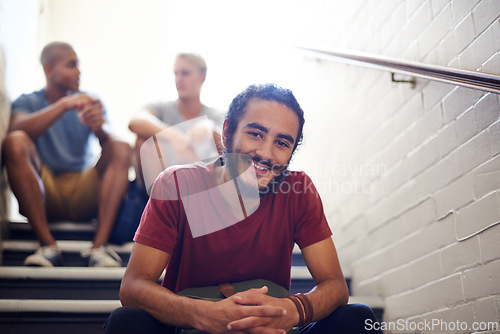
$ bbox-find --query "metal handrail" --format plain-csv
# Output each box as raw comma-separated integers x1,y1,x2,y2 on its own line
294,46,500,94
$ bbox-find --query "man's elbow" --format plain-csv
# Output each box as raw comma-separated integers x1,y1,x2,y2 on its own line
340,278,350,306
119,279,134,307
128,119,139,133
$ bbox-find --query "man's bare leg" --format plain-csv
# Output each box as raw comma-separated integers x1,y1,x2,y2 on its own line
92,139,131,248
3,131,56,246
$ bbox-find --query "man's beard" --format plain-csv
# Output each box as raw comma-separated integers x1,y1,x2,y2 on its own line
222,145,289,198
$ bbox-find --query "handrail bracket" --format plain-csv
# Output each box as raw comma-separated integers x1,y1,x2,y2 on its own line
391,73,416,89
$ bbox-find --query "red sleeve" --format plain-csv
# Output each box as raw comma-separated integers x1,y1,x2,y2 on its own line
133,169,181,254
293,172,332,249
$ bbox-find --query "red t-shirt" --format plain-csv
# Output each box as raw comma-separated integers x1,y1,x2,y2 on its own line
134,160,332,293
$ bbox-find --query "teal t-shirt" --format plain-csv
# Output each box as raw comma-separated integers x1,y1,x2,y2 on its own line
11,89,95,174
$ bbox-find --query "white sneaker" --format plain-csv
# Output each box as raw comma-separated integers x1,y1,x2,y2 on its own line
24,246,64,267
81,246,122,267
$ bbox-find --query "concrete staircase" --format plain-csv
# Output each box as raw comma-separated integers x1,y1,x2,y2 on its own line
0,219,384,333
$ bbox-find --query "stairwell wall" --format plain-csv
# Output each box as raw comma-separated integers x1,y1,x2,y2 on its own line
289,0,500,329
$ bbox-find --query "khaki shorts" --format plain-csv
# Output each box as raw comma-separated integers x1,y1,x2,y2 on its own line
41,165,100,222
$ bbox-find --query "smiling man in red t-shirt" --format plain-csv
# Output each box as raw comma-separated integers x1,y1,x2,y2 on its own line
105,84,381,334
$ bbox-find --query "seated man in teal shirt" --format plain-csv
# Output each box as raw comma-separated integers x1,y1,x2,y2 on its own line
3,41,131,267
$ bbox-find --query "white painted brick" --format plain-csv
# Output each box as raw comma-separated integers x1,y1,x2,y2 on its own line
442,86,484,123
388,212,453,270
394,94,422,133
450,130,491,179
422,80,455,110
462,259,500,300
455,13,477,54
379,265,411,296
472,155,500,199
408,103,442,149
493,19,500,54
431,0,451,17
472,0,500,34
438,28,460,66
455,107,478,145
489,120,500,156
391,2,407,40
402,40,420,62
481,52,500,75
420,4,454,57
449,56,460,68
434,173,474,218
438,122,458,158
386,181,422,223
407,135,441,180
426,273,464,311
420,210,456,250
459,25,497,71
474,296,499,326
403,1,433,46
408,308,451,332
452,302,476,334
479,210,500,263
364,120,396,160
456,191,500,240
378,132,411,171
475,93,500,132
351,248,394,283
370,197,436,253
334,215,367,249
497,297,500,322
414,157,452,200
451,0,481,23
377,161,409,199
385,285,428,320
407,0,428,19
351,277,380,296
440,236,482,276
423,47,440,66
408,252,443,289
391,230,427,268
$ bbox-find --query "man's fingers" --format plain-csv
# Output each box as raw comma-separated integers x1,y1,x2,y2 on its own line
233,289,272,306
227,313,286,332
234,286,268,299
235,304,286,320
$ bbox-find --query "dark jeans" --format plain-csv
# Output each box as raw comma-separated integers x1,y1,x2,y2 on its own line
103,303,382,334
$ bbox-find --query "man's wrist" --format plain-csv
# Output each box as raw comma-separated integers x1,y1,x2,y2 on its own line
189,298,213,331
284,296,300,327
57,97,71,112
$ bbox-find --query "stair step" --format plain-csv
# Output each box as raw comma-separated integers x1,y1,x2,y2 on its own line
0,266,314,300
1,240,311,268
0,267,126,300
1,240,132,267
0,299,121,313
0,299,119,334
0,296,384,334
6,220,97,241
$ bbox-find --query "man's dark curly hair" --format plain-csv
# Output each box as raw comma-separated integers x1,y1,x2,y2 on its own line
224,83,305,157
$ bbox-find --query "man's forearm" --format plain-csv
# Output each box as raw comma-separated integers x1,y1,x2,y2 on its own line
120,278,208,329
95,126,111,146
9,99,68,139
304,278,349,322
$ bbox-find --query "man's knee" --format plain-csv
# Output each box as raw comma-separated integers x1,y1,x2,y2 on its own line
314,303,381,333
339,303,378,323
104,307,141,334
104,306,171,334
3,130,35,161
106,139,132,168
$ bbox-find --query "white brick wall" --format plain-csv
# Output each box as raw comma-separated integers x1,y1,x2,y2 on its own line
291,0,500,329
